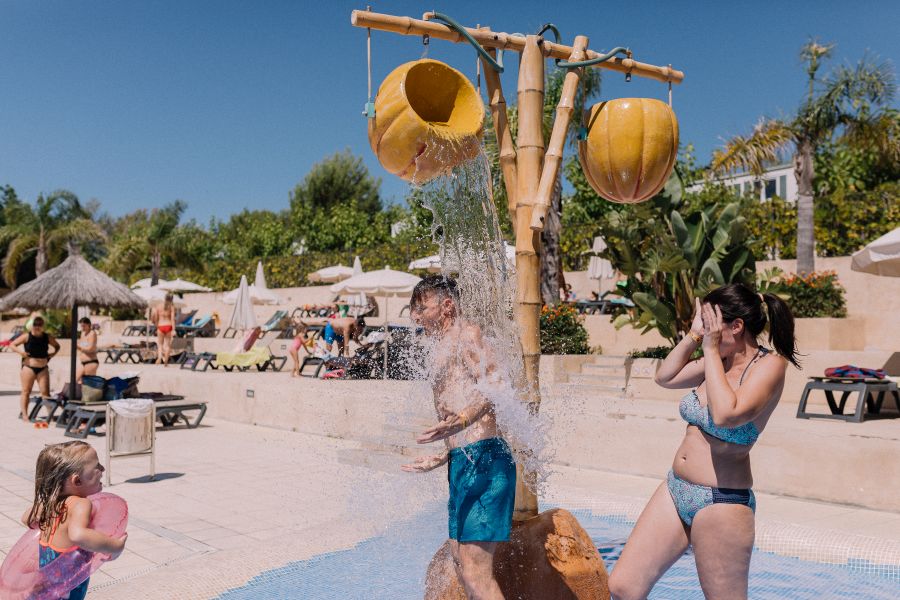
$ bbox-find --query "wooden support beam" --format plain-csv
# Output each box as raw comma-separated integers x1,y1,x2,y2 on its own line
530,35,589,232
481,47,518,231
350,10,684,84
512,35,545,522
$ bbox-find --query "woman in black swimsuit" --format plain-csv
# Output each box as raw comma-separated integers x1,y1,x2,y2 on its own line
11,316,60,423
76,317,99,382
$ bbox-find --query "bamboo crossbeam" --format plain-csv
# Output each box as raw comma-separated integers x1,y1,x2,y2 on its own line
350,10,684,84
530,35,589,232
481,47,518,229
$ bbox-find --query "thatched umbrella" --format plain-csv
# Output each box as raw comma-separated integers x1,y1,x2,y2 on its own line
0,253,147,400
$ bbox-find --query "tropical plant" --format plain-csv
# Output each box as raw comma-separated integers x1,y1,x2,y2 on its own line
540,303,590,354
712,41,897,275
0,190,104,287
603,175,757,344
780,270,847,318
290,149,382,216
103,201,204,285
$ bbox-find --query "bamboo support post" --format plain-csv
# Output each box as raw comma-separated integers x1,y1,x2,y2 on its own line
481,45,518,229
512,35,545,521
530,35,589,232
350,10,684,84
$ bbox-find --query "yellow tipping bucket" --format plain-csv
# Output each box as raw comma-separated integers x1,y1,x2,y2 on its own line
578,98,679,204
368,59,484,183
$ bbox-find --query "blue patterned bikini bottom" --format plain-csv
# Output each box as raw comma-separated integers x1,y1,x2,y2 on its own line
666,470,756,527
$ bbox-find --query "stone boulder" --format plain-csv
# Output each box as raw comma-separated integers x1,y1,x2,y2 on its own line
424,508,609,599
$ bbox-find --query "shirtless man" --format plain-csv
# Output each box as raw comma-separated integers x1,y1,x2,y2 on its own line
323,316,366,357
402,275,515,600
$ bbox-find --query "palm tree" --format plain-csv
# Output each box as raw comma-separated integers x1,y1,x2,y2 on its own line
712,41,896,274
104,201,203,285
0,190,104,287
484,66,602,303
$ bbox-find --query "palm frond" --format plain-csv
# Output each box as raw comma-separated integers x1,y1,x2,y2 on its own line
711,119,794,177
2,234,38,287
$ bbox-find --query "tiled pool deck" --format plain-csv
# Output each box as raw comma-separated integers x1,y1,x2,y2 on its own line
1,387,899,598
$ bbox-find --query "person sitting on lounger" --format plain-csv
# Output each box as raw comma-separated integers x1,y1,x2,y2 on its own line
76,317,99,383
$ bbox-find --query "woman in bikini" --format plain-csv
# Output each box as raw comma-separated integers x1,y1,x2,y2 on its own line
153,294,176,365
11,316,60,424
75,317,99,383
609,283,799,600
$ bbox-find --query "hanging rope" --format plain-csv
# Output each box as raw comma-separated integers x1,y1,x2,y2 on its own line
668,65,673,107
362,7,375,118
424,12,503,72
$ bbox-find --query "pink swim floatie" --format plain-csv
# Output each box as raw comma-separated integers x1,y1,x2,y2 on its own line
0,492,128,600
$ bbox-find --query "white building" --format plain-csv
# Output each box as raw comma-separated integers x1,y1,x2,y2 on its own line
688,163,797,202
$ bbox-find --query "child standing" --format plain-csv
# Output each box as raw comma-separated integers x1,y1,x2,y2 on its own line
22,441,127,600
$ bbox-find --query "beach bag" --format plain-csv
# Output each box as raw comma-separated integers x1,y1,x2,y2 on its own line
103,376,140,401
82,376,106,403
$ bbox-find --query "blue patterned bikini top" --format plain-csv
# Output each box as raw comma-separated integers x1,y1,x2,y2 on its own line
679,348,770,446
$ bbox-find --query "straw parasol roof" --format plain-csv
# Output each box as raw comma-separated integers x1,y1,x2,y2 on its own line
0,254,146,311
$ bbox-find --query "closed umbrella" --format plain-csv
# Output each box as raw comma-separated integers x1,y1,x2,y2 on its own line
227,275,257,334
331,267,421,378
0,253,146,400
851,227,900,277
223,264,280,305
352,255,363,276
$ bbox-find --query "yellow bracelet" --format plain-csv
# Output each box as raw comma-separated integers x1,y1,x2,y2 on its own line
458,412,469,428
689,330,703,344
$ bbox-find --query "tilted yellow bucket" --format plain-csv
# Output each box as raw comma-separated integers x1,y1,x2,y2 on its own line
368,59,484,183
578,98,679,203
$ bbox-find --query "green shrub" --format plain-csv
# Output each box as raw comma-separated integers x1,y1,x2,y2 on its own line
628,345,702,360
540,304,590,354
781,271,847,318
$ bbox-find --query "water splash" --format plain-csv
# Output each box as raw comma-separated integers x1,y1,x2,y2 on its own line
409,142,553,493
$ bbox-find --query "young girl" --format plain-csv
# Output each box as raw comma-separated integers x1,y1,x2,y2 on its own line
22,441,127,599
288,319,314,377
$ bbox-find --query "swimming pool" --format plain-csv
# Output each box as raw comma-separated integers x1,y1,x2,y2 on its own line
218,503,900,599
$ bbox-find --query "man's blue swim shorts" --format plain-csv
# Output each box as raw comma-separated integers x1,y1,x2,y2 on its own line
447,437,516,543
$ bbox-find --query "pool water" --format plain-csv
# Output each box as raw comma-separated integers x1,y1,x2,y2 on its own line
218,503,900,599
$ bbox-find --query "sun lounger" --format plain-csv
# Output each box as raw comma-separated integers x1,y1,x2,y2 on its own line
0,326,24,351
797,353,900,422
63,395,205,439
176,315,219,338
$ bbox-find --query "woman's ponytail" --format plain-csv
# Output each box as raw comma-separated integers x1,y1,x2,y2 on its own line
762,293,800,368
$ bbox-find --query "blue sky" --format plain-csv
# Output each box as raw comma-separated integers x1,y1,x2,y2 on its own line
1,0,898,223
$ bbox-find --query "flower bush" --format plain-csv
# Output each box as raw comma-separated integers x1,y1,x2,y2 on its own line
540,304,590,355
781,270,847,318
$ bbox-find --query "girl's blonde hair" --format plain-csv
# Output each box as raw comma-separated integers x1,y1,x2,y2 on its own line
27,441,94,532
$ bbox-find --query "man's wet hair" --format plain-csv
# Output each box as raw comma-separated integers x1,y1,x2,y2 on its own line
411,274,460,309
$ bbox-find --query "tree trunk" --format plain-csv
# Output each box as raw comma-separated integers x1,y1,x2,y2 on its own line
36,229,48,276
794,139,816,275
540,169,563,305
151,250,161,286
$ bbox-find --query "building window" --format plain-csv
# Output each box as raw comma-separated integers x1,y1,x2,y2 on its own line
765,179,777,199
779,175,787,198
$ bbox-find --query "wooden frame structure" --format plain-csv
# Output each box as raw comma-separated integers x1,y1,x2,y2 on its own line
352,9,684,520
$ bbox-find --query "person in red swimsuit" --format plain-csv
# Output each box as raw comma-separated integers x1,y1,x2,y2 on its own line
152,294,176,365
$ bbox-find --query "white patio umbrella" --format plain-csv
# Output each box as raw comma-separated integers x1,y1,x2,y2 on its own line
352,255,363,276
131,278,170,289
157,278,211,293
132,286,186,307
331,266,421,378
851,227,900,277
227,275,258,333
307,265,354,283
409,243,516,273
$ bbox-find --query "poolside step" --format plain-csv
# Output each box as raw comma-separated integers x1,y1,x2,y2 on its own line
588,355,628,367
568,373,627,387
581,364,628,377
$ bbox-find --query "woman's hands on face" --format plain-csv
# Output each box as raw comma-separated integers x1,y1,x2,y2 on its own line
701,302,724,353
690,298,704,337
